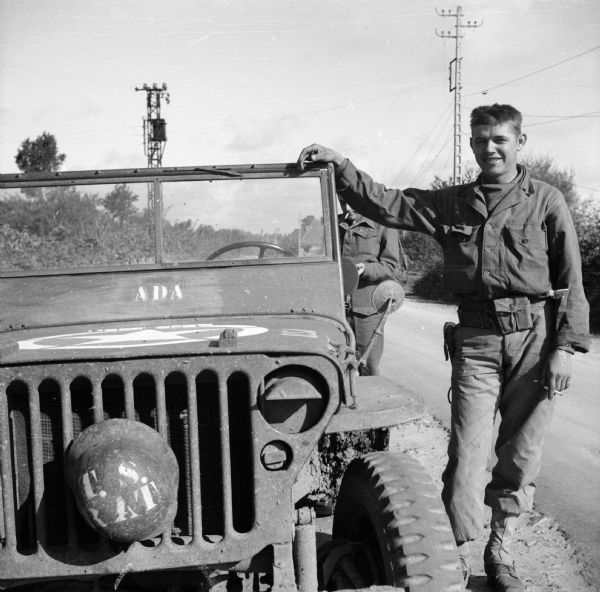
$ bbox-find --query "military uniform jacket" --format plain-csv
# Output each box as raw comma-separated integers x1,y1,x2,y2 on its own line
336,160,590,352
339,213,402,315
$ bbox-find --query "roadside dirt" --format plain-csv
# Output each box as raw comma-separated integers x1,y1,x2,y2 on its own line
388,415,598,592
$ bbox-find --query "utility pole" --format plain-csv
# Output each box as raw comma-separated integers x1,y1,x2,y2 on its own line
134,83,170,220
436,7,482,185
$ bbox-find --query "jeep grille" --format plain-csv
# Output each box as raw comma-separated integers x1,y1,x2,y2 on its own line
0,354,335,579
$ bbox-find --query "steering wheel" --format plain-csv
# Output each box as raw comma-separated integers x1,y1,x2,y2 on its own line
206,241,294,261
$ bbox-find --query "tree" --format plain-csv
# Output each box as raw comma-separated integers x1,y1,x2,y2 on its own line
571,197,600,331
521,154,578,207
15,132,66,173
429,166,479,190
102,184,139,222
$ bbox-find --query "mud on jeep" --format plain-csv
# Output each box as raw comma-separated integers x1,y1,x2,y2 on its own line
0,164,462,591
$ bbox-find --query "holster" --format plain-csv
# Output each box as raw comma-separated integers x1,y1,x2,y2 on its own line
443,321,458,361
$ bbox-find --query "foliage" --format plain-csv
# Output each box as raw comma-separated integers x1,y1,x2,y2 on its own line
571,197,600,331
401,232,442,273
0,187,153,270
163,221,254,261
429,166,479,189
0,185,297,271
521,154,579,207
15,132,66,174
102,184,139,222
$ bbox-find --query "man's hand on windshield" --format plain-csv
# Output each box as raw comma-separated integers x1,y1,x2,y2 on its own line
297,144,345,170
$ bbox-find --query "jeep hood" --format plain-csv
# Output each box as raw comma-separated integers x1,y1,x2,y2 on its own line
0,314,348,365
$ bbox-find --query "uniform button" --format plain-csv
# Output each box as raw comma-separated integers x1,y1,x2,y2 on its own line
509,304,515,310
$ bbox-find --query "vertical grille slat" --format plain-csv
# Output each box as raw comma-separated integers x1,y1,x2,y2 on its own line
0,384,17,550
218,373,234,538
28,384,47,548
92,380,103,423
155,373,168,437
59,378,77,547
124,379,135,420
185,372,203,540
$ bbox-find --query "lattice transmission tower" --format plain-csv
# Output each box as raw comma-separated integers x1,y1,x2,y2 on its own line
135,82,170,217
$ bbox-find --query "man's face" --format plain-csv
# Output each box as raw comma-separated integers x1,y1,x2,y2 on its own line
470,122,527,183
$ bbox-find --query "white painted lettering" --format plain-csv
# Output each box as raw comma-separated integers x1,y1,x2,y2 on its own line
118,461,139,485
135,287,148,302
152,285,168,300
83,469,101,500
140,482,158,511
115,497,139,522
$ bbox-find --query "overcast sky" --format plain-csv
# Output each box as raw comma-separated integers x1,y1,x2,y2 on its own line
1,0,599,197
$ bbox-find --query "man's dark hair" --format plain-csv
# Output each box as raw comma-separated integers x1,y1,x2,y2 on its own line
470,104,523,135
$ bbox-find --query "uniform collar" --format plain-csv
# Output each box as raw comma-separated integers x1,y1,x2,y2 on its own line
340,212,376,229
458,165,533,219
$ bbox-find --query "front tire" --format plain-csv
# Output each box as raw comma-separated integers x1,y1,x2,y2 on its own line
326,452,462,591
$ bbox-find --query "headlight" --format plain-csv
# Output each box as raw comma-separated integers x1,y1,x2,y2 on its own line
259,369,327,434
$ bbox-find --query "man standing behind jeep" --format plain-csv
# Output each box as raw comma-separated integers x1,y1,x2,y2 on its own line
339,197,405,376
297,103,589,592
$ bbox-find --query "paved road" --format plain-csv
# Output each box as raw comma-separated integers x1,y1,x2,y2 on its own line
380,299,600,585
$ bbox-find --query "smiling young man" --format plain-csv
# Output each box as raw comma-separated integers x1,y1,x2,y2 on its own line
297,104,589,591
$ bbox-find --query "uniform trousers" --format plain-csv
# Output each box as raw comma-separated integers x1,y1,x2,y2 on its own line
441,303,556,543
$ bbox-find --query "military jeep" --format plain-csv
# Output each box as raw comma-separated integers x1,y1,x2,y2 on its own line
0,164,462,591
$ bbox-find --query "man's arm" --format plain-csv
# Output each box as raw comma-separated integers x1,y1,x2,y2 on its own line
541,188,590,398
297,144,442,239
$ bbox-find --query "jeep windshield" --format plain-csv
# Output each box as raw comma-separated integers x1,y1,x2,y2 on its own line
0,164,332,274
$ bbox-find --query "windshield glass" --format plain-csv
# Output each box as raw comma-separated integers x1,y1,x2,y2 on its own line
162,177,324,262
0,174,327,272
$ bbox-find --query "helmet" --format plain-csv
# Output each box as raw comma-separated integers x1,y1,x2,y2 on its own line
66,419,179,542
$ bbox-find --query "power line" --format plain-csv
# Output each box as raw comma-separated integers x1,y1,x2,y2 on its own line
574,184,599,194
469,44,600,96
389,100,453,186
409,114,454,185
411,128,454,187
526,111,600,128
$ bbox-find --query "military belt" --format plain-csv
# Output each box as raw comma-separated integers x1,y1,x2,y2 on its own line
457,296,548,332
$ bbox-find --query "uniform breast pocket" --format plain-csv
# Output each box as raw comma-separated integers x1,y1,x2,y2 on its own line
503,224,547,269
351,226,379,254
353,227,378,240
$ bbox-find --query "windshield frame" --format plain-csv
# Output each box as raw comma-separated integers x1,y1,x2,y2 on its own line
0,163,336,277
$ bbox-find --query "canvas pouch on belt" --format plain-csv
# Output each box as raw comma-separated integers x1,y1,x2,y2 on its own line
491,296,533,334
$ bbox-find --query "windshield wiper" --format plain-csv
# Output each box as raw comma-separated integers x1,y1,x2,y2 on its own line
191,167,242,178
